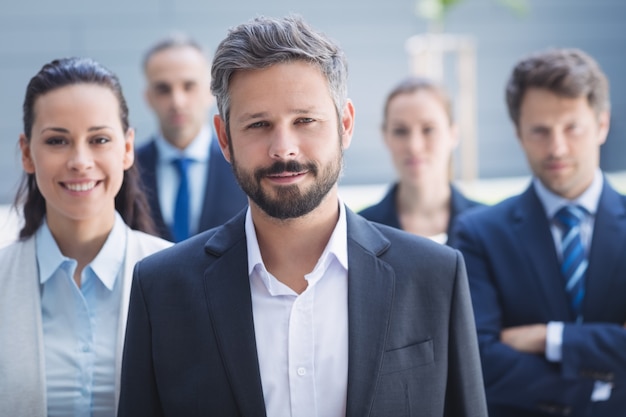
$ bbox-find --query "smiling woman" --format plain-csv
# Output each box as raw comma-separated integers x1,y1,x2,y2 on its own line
0,57,172,417
20,83,135,233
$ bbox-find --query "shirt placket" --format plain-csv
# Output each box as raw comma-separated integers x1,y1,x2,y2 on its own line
288,287,317,417
73,266,94,416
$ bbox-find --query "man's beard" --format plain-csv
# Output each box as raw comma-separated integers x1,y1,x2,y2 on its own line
230,139,343,220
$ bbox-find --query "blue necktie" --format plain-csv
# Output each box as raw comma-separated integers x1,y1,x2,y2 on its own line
172,157,192,242
554,205,588,319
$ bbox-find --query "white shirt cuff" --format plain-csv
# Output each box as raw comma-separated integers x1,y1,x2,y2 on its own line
545,322,612,402
591,381,612,401
545,321,564,362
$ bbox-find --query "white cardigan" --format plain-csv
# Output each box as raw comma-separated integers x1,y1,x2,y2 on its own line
0,226,171,416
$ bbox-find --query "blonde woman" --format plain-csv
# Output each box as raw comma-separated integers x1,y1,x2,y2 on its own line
360,76,484,244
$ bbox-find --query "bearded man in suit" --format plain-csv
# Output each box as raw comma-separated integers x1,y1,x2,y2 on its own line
119,15,487,417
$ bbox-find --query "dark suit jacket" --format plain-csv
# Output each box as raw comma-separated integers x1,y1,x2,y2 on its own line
358,184,484,245
135,134,248,241
118,208,487,417
449,180,626,417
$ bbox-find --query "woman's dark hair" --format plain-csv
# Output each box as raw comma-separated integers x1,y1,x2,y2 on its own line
16,57,157,238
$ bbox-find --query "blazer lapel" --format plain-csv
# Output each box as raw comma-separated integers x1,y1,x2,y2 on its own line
201,209,398,416
584,181,626,319
513,186,573,321
203,214,267,416
2,238,47,417
344,210,395,417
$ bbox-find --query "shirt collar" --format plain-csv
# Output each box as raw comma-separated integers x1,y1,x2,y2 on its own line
245,199,349,278
36,212,127,290
533,168,603,219
90,212,127,290
155,124,212,163
36,219,71,285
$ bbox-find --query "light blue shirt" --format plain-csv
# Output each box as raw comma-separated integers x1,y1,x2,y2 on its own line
37,213,126,417
155,125,211,236
533,168,603,257
533,169,611,401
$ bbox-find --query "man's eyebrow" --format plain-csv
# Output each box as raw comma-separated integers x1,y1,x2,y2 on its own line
236,112,268,124
236,108,322,123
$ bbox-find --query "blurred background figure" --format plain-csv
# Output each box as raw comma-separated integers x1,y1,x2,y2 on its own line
0,57,171,416
451,48,626,416
2,1,626,217
359,76,484,244
137,34,247,242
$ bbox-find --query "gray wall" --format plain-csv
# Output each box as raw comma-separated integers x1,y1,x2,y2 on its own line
1,0,625,203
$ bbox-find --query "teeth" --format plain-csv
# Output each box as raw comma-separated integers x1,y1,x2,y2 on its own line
65,181,96,192
270,172,302,177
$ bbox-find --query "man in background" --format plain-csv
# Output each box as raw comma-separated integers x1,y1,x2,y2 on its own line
137,34,246,242
451,48,626,416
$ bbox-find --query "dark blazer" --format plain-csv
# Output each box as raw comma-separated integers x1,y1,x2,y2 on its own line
135,134,248,241
118,207,487,417
358,183,484,245
449,180,626,417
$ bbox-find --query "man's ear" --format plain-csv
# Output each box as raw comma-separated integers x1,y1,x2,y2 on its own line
597,110,610,145
19,134,35,174
214,114,232,163
340,100,355,150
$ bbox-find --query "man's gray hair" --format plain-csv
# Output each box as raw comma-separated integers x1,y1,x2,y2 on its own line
142,33,206,71
211,15,348,125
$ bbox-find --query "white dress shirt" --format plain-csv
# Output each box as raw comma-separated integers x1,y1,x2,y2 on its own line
246,203,349,417
534,169,611,400
37,213,126,417
154,125,211,235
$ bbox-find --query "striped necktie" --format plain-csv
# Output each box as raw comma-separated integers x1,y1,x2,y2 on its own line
172,157,192,242
554,205,587,319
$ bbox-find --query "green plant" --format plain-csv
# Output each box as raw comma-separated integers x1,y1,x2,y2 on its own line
416,0,528,23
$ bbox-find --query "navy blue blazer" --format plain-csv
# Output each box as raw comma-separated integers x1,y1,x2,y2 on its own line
135,135,248,241
118,208,487,417
450,180,626,417
358,183,484,245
